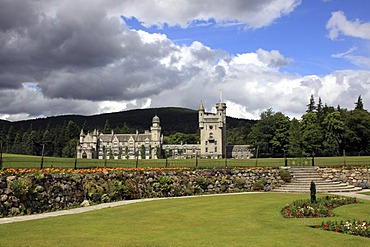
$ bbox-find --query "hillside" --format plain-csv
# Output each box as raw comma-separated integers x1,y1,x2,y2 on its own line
1,107,256,136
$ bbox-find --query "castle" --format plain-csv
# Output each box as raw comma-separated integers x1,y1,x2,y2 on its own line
77,101,252,159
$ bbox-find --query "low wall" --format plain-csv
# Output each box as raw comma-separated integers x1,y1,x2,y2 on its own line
0,168,286,218
316,167,370,188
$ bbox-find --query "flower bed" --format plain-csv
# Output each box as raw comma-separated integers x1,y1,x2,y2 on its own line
315,220,370,238
281,196,360,218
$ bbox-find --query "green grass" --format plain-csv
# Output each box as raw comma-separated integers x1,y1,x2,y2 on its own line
2,153,370,169
360,192,370,196
0,193,369,246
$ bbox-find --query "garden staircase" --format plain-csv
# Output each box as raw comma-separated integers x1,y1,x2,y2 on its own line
273,167,363,193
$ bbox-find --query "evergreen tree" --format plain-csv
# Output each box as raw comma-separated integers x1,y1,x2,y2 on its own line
355,95,364,110
322,111,345,155
301,112,322,155
288,118,302,156
306,95,316,113
103,119,111,133
270,112,290,154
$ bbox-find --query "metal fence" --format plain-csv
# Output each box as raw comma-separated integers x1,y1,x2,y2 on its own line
1,153,370,170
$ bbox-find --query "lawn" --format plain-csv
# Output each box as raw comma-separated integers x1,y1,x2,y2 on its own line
0,193,369,246
2,153,370,169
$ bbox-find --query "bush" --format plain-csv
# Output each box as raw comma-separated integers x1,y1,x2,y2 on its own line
279,169,292,183
253,178,267,191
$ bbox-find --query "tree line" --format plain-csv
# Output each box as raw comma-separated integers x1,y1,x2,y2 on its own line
248,95,370,157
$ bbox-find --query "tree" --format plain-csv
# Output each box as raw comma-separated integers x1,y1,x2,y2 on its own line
288,118,302,156
343,109,370,154
248,109,290,156
248,108,276,155
306,95,316,113
62,139,78,158
65,120,80,141
322,111,345,155
300,112,322,155
355,95,364,110
140,145,146,159
270,112,290,154
103,119,111,134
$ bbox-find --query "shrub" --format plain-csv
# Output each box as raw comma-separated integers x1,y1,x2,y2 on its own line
279,169,292,183
310,181,316,203
253,178,267,191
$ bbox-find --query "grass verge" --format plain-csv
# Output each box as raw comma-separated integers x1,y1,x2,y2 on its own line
0,193,369,246
2,153,370,169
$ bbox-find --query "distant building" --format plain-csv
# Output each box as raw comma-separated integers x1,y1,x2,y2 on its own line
77,115,162,159
77,101,252,159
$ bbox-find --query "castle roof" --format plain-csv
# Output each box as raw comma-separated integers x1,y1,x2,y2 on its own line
152,115,160,123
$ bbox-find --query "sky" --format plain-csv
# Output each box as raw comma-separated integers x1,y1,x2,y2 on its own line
1,0,370,121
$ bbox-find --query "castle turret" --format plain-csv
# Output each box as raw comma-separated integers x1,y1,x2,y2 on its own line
199,101,227,159
151,115,162,158
199,101,205,129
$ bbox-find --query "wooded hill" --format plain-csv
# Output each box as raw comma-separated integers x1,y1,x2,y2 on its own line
0,107,255,135
0,107,256,158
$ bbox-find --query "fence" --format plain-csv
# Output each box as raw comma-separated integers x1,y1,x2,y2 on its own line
1,153,370,169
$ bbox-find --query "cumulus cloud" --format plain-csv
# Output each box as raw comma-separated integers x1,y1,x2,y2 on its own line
327,11,370,40
0,0,370,122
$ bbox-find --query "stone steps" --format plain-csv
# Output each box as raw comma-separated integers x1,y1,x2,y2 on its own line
273,167,362,193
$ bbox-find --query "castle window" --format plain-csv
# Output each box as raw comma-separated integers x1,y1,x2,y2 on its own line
209,125,213,130
215,146,217,152
209,132,214,140
205,147,208,153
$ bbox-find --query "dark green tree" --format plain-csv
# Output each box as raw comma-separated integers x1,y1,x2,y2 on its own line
322,111,345,155
103,119,111,134
248,108,276,154
270,112,290,154
355,95,364,110
300,112,322,155
140,145,146,159
288,118,302,156
306,95,316,113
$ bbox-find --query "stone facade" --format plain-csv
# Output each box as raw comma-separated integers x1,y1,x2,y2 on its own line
77,115,162,159
199,101,227,158
77,101,253,159
316,167,370,187
227,145,253,159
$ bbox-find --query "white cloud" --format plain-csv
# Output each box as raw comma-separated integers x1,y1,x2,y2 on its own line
118,0,301,29
1,0,370,122
327,11,370,40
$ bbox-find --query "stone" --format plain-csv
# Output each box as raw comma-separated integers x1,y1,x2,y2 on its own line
0,194,8,202
80,200,90,207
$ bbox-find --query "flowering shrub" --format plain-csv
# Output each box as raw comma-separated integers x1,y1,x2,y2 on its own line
0,167,191,176
281,196,360,218
315,220,370,238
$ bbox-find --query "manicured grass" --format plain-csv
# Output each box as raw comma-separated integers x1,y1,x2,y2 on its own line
0,193,369,246
360,192,370,196
2,153,370,169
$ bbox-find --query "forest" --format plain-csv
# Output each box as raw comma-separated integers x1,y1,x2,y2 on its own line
249,95,370,157
0,95,369,158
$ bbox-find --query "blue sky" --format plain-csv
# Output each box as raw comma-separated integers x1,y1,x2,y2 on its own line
123,0,369,75
1,0,370,121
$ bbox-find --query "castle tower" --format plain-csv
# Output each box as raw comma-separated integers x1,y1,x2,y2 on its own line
150,115,162,158
199,101,226,158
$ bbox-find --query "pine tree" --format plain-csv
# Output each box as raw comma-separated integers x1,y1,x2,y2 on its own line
355,95,364,110
306,95,316,113
103,119,111,133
